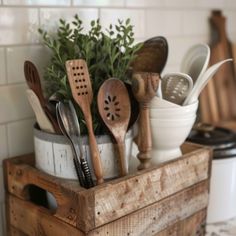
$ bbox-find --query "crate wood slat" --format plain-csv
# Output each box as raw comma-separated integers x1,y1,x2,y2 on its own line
155,209,206,236
3,143,212,232
93,146,211,227
9,226,27,236
6,181,208,236
7,194,84,236
87,181,209,236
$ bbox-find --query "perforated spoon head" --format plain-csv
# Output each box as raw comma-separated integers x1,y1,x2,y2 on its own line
66,59,93,112
161,72,193,105
97,78,131,140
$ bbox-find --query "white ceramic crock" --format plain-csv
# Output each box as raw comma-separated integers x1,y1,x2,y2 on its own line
34,126,134,180
207,157,236,223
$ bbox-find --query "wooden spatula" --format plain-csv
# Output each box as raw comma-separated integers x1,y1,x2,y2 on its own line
97,78,131,176
66,59,104,185
24,61,60,133
26,89,55,133
132,73,160,170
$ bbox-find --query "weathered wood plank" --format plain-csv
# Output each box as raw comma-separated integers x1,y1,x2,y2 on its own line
4,143,212,233
155,209,206,236
93,147,211,227
7,194,85,236
4,158,85,227
9,226,28,236
88,181,209,236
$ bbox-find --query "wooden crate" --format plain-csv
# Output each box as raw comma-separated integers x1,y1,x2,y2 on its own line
3,142,212,236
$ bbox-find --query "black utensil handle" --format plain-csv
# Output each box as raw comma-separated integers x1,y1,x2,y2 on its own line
81,159,94,188
73,158,86,188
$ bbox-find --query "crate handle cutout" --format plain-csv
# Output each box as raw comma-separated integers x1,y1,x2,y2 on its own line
5,160,85,226
26,184,57,213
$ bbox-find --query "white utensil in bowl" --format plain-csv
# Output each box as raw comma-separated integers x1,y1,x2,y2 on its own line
181,43,210,85
161,72,193,105
26,89,55,133
183,58,233,105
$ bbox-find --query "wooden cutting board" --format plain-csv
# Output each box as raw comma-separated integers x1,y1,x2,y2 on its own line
200,10,236,124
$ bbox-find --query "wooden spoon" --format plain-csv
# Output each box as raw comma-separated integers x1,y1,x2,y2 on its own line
24,61,61,133
132,73,160,170
66,59,104,185
97,78,131,176
131,36,168,74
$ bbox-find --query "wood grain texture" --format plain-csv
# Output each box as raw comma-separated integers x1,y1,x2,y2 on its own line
3,156,85,228
94,146,211,227
4,143,212,233
97,78,131,176
200,11,236,124
66,59,104,185
9,226,28,236
7,194,84,236
156,209,206,236
89,181,209,236
6,195,207,236
132,72,160,170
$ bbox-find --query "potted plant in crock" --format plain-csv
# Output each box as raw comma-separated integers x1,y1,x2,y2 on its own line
34,15,142,182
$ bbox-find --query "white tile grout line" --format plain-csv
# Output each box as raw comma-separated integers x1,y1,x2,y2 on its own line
0,4,234,10
3,47,8,87
0,116,36,127
4,121,9,163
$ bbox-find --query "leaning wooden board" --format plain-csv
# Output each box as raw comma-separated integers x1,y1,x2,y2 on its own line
4,142,212,236
200,10,236,124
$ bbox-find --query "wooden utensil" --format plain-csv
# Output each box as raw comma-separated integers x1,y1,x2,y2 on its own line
132,72,160,170
200,11,236,123
66,59,104,184
97,78,131,176
26,89,55,133
131,36,168,74
24,61,61,133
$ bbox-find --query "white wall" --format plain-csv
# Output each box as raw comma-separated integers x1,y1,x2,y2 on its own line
1,0,236,235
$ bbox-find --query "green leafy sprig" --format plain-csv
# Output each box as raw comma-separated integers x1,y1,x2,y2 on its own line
39,14,142,135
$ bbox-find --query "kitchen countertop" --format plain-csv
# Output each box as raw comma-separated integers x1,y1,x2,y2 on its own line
206,218,236,236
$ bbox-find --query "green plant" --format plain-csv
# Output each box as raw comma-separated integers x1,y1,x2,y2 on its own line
39,14,142,135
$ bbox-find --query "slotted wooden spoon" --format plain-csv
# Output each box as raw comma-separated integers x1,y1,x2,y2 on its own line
132,72,160,170
66,59,104,185
97,78,131,176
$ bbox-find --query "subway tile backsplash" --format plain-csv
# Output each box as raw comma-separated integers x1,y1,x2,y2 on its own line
100,9,146,38
0,8,39,45
74,0,125,7
0,48,6,85
0,84,34,123
146,10,183,37
3,0,71,6
6,45,50,84
7,118,35,157
1,0,236,231
0,125,7,165
40,8,99,33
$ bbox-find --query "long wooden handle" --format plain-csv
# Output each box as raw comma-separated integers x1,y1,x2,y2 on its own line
85,111,104,185
137,104,152,170
116,141,128,176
